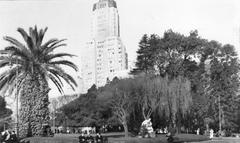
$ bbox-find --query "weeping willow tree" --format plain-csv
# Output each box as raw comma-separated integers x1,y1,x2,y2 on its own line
165,76,192,132
0,26,78,137
138,76,168,120
136,75,191,132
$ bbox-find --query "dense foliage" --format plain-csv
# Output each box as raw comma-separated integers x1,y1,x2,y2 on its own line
61,75,192,136
132,30,240,132
0,96,12,132
60,29,239,135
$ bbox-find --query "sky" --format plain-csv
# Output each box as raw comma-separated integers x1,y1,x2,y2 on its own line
0,0,240,101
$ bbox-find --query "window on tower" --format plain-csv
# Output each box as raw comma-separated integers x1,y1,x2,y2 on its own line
99,3,106,8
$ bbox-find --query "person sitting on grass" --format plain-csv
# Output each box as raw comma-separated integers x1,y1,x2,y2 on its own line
86,133,94,143
167,125,176,143
10,131,18,143
78,133,86,143
95,132,103,143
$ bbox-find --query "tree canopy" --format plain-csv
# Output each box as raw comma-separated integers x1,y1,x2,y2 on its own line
60,29,240,135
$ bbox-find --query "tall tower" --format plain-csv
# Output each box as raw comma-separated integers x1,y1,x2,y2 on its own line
91,0,120,40
82,0,128,93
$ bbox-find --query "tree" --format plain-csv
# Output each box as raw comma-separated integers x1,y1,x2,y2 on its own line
208,43,240,130
110,79,137,137
134,76,167,120
150,76,192,133
132,30,205,80
132,75,191,133
131,30,238,132
0,96,12,131
60,84,108,128
131,34,156,75
0,26,78,137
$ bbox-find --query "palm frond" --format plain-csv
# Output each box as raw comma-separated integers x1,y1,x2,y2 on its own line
0,50,10,55
46,53,76,61
37,63,65,94
1,26,78,96
50,70,76,91
7,72,26,97
38,64,63,87
29,27,37,49
3,36,27,51
48,73,64,94
41,38,58,48
4,46,30,60
37,27,48,48
46,70,63,87
41,39,65,53
3,36,31,58
0,61,10,69
0,57,24,68
17,28,34,51
43,42,67,55
49,60,78,71
0,66,21,92
48,65,77,90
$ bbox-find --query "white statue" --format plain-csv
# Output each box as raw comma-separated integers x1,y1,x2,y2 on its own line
140,118,154,137
196,128,200,135
209,129,214,139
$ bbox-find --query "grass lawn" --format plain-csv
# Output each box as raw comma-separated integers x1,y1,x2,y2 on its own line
191,137,240,143
20,136,78,143
20,132,124,143
20,133,210,143
108,134,209,143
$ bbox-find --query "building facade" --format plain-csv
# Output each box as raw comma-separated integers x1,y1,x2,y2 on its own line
82,0,128,93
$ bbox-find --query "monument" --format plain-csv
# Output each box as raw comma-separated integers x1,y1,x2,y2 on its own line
139,118,155,138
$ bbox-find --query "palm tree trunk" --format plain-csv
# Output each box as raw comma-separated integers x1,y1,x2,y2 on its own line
19,74,50,138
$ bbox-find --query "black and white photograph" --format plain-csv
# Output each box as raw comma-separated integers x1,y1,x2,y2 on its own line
0,0,240,143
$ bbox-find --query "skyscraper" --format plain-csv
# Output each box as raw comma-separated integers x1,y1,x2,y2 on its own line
82,0,128,93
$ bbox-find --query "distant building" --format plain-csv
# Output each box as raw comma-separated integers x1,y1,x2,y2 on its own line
82,0,128,93
76,76,84,94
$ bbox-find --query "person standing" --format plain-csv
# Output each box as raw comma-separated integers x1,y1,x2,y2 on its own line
1,131,7,143
209,129,214,139
4,131,10,143
196,128,200,135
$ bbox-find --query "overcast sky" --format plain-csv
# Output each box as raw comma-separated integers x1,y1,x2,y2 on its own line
0,0,240,99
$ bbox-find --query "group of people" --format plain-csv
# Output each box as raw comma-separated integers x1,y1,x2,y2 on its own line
0,130,18,143
79,132,103,143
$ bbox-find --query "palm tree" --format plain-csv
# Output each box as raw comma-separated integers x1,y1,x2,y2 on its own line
0,26,78,137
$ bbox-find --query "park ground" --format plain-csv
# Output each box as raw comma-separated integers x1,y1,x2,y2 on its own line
21,133,240,143
191,137,240,143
